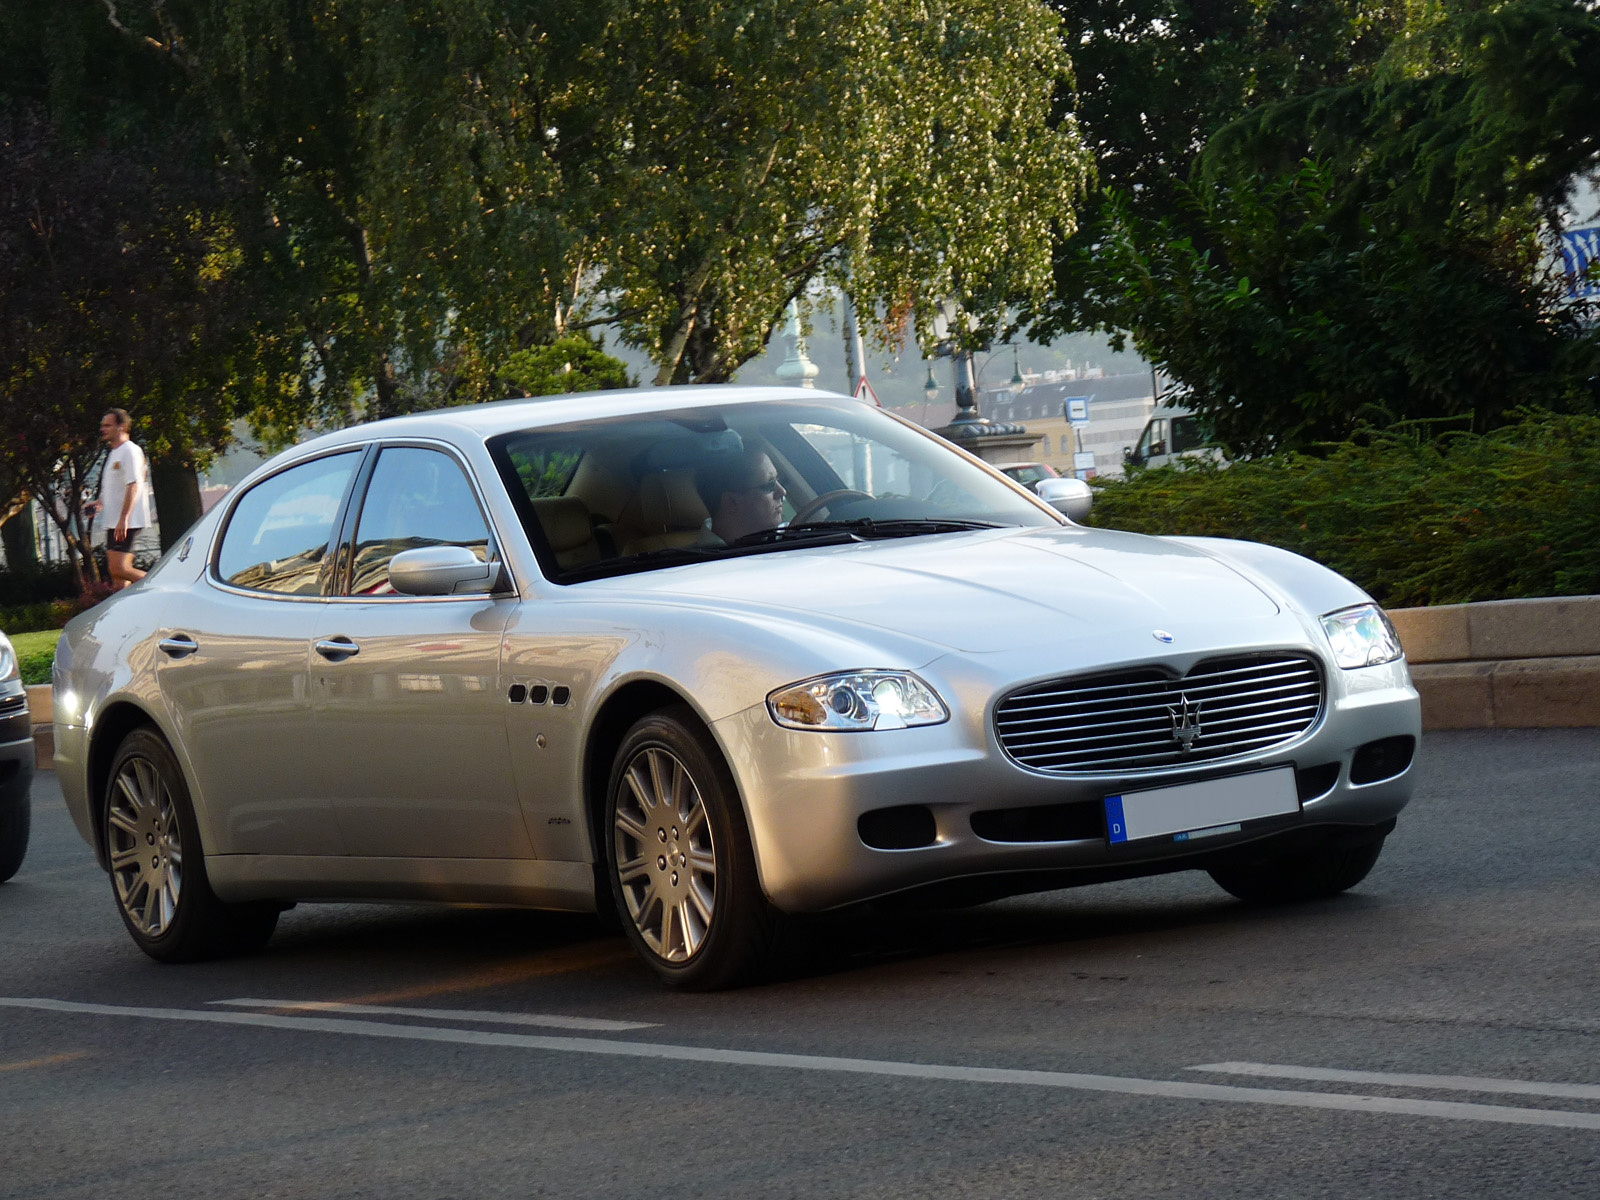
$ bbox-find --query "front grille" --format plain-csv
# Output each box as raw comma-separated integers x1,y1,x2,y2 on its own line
0,693,25,717
996,653,1323,775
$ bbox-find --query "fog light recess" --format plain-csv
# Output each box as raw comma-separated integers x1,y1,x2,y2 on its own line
1350,736,1416,785
858,806,938,850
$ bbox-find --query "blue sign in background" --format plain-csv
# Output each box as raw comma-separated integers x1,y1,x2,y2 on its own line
1561,227,1599,297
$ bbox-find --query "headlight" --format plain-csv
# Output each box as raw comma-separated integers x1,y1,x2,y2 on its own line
767,670,949,731
0,634,16,684
1320,604,1404,669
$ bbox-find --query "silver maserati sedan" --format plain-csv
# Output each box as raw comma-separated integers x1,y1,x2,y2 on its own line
54,387,1420,988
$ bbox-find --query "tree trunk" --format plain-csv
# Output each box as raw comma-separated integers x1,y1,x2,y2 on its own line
0,504,38,574
150,457,204,551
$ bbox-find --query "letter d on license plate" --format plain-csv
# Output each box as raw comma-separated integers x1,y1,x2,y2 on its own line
1104,766,1299,845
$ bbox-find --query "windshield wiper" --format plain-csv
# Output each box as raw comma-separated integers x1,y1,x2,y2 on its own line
727,526,865,549
777,517,1003,540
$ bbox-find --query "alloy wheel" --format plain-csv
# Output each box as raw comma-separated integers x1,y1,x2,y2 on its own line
612,746,717,962
107,756,183,937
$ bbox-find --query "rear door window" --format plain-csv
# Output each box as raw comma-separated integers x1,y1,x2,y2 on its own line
215,453,359,595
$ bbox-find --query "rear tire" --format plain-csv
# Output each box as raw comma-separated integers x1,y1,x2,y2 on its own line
605,706,778,990
103,728,279,962
0,790,29,883
1207,835,1386,904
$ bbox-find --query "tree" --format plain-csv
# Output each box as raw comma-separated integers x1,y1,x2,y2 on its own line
91,0,1089,404
500,334,634,396
571,0,1091,382
1036,0,1600,453
0,106,272,575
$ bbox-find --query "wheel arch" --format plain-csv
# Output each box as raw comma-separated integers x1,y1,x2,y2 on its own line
85,701,164,868
582,679,727,870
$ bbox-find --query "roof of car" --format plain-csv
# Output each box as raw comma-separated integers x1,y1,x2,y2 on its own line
290,386,859,457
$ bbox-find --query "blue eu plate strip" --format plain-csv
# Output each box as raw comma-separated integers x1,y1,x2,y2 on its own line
1104,795,1127,844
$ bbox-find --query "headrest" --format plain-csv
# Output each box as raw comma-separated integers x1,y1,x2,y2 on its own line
530,496,594,553
636,469,710,532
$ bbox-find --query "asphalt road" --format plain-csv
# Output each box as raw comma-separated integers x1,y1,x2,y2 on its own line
4,729,1599,1199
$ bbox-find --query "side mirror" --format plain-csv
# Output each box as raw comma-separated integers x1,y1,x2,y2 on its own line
1122,446,1134,465
1035,477,1093,522
389,545,498,595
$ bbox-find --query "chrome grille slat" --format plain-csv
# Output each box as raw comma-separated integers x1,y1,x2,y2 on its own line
1003,709,1320,754
998,681,1318,731
996,653,1324,775
998,673,1317,719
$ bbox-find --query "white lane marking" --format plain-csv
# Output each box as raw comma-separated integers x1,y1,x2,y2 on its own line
4,997,1599,1131
210,998,657,1032
1191,1062,1600,1102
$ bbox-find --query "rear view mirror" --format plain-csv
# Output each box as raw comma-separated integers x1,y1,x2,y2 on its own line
389,546,498,595
1035,477,1093,522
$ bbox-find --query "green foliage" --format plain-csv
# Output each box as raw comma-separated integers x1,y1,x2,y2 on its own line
506,446,583,500
1070,163,1597,455
578,0,1091,382
0,566,77,609
500,335,634,397
10,629,59,685
0,604,58,635
1038,0,1600,452
74,0,1087,413
1087,411,1600,607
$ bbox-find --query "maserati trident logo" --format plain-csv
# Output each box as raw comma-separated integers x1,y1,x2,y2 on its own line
1167,693,1202,752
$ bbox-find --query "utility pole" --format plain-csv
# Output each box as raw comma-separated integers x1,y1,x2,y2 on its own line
842,289,867,396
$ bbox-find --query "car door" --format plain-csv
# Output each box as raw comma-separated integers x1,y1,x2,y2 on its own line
309,442,531,860
156,450,362,856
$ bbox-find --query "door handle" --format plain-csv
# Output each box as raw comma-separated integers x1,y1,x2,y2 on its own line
315,637,361,661
158,635,198,658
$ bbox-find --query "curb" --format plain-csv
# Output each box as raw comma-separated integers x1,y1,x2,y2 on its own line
1387,596,1600,731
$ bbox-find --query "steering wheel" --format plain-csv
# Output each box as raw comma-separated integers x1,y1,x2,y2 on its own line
789,489,872,525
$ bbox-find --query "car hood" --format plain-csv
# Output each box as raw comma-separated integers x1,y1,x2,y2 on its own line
589,525,1286,653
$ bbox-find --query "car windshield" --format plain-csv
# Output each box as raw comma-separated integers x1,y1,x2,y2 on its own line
489,398,1060,582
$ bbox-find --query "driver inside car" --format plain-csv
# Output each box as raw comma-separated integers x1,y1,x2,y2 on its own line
695,448,788,544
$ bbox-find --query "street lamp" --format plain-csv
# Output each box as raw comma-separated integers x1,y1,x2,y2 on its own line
922,366,940,401
1009,344,1025,394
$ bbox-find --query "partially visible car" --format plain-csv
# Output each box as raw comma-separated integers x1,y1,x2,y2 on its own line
998,461,1060,488
0,632,33,883
1124,403,1221,469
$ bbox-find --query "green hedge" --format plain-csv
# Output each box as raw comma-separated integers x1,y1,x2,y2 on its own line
13,630,58,686
1086,411,1600,608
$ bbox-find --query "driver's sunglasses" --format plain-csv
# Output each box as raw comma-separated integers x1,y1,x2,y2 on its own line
743,478,783,495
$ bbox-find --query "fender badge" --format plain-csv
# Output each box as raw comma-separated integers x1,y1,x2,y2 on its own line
1152,630,1175,643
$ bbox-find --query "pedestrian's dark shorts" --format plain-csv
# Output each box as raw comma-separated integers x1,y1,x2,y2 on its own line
105,527,142,553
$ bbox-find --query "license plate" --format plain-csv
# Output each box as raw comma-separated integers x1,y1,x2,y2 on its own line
1104,766,1299,845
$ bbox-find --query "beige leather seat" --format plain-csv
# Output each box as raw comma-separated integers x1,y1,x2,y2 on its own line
530,496,603,569
614,469,710,555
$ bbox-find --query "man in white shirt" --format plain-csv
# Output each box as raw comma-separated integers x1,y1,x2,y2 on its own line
85,409,152,590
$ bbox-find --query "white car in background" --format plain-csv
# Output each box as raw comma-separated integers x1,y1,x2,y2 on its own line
1124,403,1223,469
53,387,1420,988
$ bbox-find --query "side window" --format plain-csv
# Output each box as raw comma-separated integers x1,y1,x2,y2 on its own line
1144,419,1168,458
1171,416,1206,454
216,453,358,595
347,447,492,596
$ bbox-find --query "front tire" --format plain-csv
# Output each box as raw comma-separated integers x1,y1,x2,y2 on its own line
605,706,777,990
0,789,29,883
103,728,279,962
1207,834,1387,904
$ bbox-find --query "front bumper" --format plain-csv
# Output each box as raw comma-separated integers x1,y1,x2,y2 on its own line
714,655,1421,913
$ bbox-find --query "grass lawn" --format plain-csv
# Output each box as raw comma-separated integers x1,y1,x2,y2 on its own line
9,629,61,686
